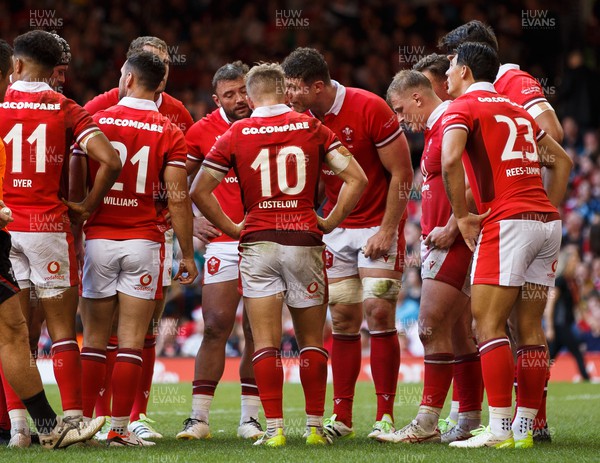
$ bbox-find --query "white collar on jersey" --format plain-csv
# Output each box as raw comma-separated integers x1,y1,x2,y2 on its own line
251,104,292,118
426,99,452,129
118,96,159,111
325,80,346,116
10,80,52,93
219,106,233,125
495,63,520,83
464,81,497,94
155,93,163,108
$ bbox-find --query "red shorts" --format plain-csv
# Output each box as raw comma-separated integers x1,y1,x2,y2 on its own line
472,219,561,287
420,238,472,293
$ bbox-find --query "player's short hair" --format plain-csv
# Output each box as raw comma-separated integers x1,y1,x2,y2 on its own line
50,31,71,65
127,36,168,60
281,47,331,85
13,30,62,70
212,61,249,92
413,53,449,81
126,51,167,93
245,63,285,100
438,20,498,54
0,39,13,77
387,69,433,102
455,42,499,83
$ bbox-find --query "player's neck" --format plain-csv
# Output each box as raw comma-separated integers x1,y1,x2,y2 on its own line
311,84,337,119
126,88,157,101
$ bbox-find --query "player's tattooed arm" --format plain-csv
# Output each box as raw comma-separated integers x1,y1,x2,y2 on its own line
537,135,573,207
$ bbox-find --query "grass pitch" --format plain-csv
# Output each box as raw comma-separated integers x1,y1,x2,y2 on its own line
2,381,599,463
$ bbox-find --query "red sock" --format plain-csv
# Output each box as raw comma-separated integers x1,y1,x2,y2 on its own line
51,338,82,412
299,347,328,416
95,336,117,417
331,333,361,426
479,338,513,407
0,373,9,429
516,345,547,409
454,353,483,412
0,359,24,411
533,368,550,430
111,348,143,419
422,353,453,409
192,379,217,396
81,347,107,418
371,330,400,420
130,335,156,421
252,348,283,419
240,377,259,397
451,377,459,403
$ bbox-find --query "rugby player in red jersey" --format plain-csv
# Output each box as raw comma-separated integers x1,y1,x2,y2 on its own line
282,48,413,439
79,51,197,447
377,69,482,444
439,21,564,441
77,36,194,439
0,37,107,450
0,30,121,448
192,63,367,446
441,42,571,448
177,62,262,441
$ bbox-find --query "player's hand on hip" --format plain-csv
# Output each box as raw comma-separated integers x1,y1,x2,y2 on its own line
0,202,14,228
424,226,457,250
363,228,394,260
193,216,221,244
456,209,491,252
61,198,91,225
317,215,334,234
174,257,198,285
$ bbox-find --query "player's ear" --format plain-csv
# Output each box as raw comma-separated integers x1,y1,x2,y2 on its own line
313,80,325,94
246,94,255,110
212,94,221,108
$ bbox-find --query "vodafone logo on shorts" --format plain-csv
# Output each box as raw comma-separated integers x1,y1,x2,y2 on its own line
47,261,60,274
140,274,153,286
548,259,558,278
207,256,221,275
307,282,319,294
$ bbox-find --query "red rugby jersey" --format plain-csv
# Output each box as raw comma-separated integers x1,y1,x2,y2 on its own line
0,81,99,232
83,97,187,242
186,108,244,243
317,82,403,228
442,82,557,225
203,104,342,244
85,87,194,133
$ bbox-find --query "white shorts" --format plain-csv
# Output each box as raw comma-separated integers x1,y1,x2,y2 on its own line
239,241,326,308
82,239,164,300
203,241,239,285
420,239,472,295
472,219,561,287
9,231,77,298
163,229,174,287
323,226,399,278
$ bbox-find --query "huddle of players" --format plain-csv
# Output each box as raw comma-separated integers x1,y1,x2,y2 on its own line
0,18,570,451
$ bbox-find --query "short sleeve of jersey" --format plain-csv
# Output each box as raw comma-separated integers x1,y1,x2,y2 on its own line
442,98,473,135
63,98,100,145
185,123,204,162
364,95,402,148
177,106,194,135
167,126,188,169
202,129,233,175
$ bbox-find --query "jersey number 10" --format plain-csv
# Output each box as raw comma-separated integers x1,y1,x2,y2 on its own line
250,145,306,197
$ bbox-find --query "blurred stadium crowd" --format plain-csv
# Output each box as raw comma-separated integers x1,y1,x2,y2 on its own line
5,0,600,362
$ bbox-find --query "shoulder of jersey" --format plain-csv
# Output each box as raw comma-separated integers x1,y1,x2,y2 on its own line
344,86,385,104
161,92,189,111
189,108,226,132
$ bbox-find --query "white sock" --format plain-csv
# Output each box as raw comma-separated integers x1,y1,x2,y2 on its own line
110,416,129,435
448,400,459,422
416,405,442,432
8,409,29,436
266,417,283,434
63,409,83,419
240,394,260,424
489,406,513,438
458,410,481,431
512,406,537,440
306,414,322,428
191,394,213,423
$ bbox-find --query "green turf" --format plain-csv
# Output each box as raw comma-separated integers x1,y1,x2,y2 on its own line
1,381,599,462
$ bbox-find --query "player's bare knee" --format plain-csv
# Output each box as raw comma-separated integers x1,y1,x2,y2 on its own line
202,323,230,343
